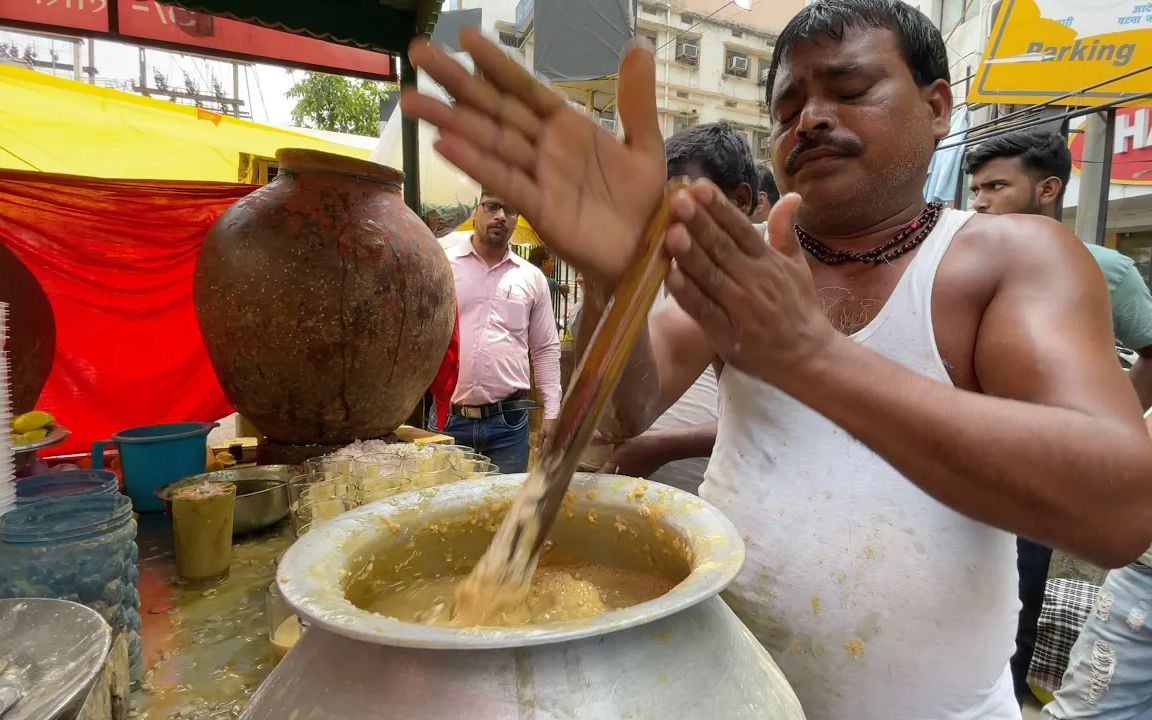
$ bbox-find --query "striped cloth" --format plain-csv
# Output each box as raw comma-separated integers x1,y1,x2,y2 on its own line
1027,577,1100,694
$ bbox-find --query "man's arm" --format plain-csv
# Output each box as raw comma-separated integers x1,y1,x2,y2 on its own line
601,421,717,477
575,285,717,439
776,216,1152,567
527,275,562,420
1107,259,1152,409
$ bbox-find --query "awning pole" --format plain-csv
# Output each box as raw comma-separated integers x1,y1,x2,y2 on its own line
401,53,421,213
1075,110,1115,246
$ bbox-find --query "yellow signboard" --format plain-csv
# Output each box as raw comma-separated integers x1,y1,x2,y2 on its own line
969,0,1152,107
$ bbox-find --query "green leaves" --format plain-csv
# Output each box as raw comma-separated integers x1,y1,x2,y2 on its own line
286,73,396,137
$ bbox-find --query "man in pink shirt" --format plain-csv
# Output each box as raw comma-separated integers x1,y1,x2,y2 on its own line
431,191,561,473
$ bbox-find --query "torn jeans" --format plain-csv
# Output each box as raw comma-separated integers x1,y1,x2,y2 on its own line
1043,562,1152,719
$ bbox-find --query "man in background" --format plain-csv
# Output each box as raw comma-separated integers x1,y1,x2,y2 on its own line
527,245,571,326
601,122,760,493
966,128,1152,703
751,162,781,224
431,191,561,473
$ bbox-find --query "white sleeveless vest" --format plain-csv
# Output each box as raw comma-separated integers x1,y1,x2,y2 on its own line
702,209,1021,720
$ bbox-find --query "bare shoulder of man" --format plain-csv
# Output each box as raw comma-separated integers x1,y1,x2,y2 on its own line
965,212,1142,425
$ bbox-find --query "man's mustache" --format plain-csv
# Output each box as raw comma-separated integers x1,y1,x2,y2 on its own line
785,135,864,174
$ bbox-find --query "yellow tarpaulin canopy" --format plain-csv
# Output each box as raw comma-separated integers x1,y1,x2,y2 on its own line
0,63,370,182
453,216,541,246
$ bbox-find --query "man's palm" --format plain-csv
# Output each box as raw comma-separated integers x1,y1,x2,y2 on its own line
401,30,667,284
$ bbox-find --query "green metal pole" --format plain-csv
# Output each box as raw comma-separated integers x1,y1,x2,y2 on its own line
400,54,421,213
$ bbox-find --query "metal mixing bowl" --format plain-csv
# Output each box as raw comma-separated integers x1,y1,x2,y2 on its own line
156,466,295,536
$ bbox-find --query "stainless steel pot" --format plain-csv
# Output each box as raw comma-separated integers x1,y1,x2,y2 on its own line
242,473,805,719
156,466,293,535
0,598,111,720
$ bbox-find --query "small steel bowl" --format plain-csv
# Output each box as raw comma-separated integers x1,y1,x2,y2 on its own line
156,465,296,536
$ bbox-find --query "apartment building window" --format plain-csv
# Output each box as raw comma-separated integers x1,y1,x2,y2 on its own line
940,0,978,34
673,114,695,135
731,28,743,38
675,38,699,66
753,130,772,160
639,30,658,48
639,2,662,16
725,49,750,78
598,110,617,134
498,31,519,48
756,57,771,87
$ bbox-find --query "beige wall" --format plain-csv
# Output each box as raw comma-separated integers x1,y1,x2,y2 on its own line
679,0,806,34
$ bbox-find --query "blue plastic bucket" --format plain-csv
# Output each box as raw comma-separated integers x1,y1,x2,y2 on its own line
91,422,218,512
15,470,118,506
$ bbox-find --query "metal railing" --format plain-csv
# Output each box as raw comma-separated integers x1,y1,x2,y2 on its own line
513,246,582,339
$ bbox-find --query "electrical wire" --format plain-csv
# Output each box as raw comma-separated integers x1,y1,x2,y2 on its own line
939,63,1152,146
936,89,1152,153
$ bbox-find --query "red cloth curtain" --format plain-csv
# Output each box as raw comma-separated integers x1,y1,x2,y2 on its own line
0,170,253,454
0,169,458,456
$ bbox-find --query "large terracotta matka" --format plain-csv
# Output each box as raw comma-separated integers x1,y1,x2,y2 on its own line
194,150,455,460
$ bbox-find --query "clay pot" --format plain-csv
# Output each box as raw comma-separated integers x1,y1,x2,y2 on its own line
0,242,55,415
194,150,456,446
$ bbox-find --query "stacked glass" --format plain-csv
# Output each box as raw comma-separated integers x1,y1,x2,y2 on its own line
287,469,360,537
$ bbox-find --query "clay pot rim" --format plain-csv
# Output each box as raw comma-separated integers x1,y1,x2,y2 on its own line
275,149,404,188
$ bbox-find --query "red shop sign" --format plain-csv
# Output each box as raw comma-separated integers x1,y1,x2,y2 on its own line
0,0,396,81
1070,106,1152,186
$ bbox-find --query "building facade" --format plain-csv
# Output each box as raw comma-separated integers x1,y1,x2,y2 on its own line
501,0,804,160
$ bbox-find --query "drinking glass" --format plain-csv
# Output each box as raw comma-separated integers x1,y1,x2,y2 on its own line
450,452,495,474
287,473,358,533
301,455,356,483
458,461,500,480
406,466,469,490
352,454,411,502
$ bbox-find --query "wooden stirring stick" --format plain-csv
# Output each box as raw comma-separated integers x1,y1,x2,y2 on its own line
451,178,688,618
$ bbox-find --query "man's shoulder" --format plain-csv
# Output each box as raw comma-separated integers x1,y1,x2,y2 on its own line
938,212,1099,312
953,212,1090,269
955,211,1066,245
439,231,473,254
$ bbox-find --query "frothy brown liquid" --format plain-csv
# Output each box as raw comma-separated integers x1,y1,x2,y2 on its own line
447,460,558,624
364,554,675,627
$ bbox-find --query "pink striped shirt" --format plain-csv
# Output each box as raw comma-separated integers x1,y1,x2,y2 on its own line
447,238,562,418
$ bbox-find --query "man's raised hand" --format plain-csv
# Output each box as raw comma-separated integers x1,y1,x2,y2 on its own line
401,28,668,285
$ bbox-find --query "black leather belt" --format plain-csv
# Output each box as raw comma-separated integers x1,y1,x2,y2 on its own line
451,391,536,420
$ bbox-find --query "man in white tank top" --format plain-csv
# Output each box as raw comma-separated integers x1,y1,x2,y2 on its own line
401,2,1152,718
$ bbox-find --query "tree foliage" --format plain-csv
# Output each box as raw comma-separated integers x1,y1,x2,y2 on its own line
286,72,393,137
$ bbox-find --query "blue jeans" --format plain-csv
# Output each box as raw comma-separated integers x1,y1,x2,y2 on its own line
1043,562,1152,719
428,406,530,475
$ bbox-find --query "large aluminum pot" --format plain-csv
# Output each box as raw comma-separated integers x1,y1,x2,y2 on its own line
242,474,805,719
0,598,111,720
